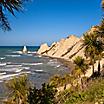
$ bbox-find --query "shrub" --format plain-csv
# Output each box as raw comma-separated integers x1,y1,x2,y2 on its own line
28,83,57,104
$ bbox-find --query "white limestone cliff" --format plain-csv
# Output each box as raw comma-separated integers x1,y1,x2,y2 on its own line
38,35,80,59
37,43,49,54
37,31,104,77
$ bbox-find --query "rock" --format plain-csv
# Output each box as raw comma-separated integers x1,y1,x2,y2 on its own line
52,35,80,58
37,35,81,58
22,46,28,54
37,32,104,77
46,42,60,57
45,35,80,58
87,26,99,34
102,0,104,8
37,43,49,54
63,39,84,60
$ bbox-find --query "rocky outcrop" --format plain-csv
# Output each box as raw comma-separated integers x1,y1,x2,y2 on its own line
37,43,49,54
37,26,104,78
37,35,80,58
63,38,85,60
52,35,80,58
37,27,101,61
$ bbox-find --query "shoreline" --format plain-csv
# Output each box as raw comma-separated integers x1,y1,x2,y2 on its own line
0,52,72,99
37,53,75,72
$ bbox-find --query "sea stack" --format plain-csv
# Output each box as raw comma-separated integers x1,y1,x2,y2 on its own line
22,46,28,54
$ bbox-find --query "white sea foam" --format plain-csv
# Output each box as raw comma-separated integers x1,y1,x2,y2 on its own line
5,64,22,68
55,65,60,68
22,67,30,70
12,51,18,53
49,60,53,62
6,55,21,57
20,71,31,74
13,51,36,54
47,61,57,64
0,57,6,60
0,71,31,81
38,55,42,58
35,70,44,72
26,54,33,56
28,51,37,54
15,69,23,73
0,63,6,66
0,73,20,80
0,72,6,75
12,51,22,54
47,61,57,66
0,80,3,83
22,63,43,66
6,62,12,64
0,68,23,72
34,63,43,65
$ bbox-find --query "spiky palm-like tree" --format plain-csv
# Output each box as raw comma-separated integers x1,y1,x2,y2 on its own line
4,75,29,104
73,56,87,82
95,39,104,75
73,56,88,89
83,32,97,75
0,0,28,31
73,56,88,77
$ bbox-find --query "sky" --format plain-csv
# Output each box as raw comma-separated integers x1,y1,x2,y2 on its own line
0,0,103,46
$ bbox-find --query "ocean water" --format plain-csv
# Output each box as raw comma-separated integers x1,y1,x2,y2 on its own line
0,46,69,98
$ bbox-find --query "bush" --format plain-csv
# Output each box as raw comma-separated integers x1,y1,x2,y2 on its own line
60,77,104,104
28,83,57,104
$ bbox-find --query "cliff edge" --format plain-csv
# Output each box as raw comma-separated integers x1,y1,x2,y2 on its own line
37,26,104,77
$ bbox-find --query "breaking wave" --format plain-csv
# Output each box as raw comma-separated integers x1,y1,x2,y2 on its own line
6,55,21,57
22,63,43,66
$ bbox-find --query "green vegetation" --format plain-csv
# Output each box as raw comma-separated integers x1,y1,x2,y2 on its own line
65,77,104,104
73,56,88,77
83,32,97,75
3,24,104,103
2,0,104,104
83,25,104,76
0,0,28,31
4,75,29,104
28,83,57,104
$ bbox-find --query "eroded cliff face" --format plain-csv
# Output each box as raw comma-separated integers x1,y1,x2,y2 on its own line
37,35,83,60
37,26,104,77
37,43,49,54
37,26,101,61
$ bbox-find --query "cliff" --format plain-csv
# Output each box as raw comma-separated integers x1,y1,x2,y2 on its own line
37,43,49,54
37,26,101,61
37,35,83,61
37,26,104,77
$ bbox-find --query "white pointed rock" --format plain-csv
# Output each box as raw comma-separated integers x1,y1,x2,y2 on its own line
37,43,49,54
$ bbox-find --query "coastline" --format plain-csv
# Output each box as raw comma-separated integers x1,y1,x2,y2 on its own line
37,53,75,72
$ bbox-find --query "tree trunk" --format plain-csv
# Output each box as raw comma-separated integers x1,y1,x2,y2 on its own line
91,58,94,75
92,64,94,75
98,59,101,75
64,84,66,90
81,78,84,90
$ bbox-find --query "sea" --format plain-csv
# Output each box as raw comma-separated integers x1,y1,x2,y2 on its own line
0,46,69,99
